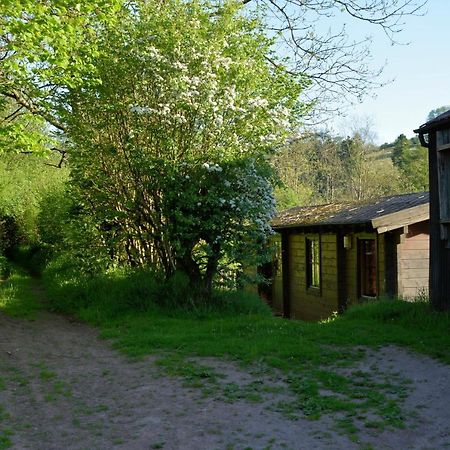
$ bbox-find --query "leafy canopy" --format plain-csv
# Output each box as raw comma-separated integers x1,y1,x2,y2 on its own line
66,0,306,293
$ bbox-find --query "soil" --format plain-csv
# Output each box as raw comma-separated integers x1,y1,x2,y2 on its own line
0,311,449,450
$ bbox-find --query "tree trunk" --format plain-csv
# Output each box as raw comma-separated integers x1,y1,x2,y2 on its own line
175,246,220,302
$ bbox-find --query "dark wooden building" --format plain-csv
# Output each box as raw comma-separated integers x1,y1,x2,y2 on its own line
270,192,429,321
415,111,450,310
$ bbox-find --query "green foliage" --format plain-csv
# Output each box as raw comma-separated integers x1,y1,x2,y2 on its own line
65,0,305,294
9,245,53,277
0,257,11,280
0,101,53,156
0,154,68,245
0,0,124,140
0,216,20,256
390,134,428,192
36,188,72,247
41,259,271,323
273,131,403,208
427,106,450,122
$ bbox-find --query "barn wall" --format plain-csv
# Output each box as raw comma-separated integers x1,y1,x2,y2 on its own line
397,221,429,299
287,232,339,321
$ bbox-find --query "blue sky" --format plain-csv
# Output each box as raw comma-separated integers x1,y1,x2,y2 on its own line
329,0,450,144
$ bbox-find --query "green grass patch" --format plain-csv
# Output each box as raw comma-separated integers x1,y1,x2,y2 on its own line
0,268,43,319
0,428,13,450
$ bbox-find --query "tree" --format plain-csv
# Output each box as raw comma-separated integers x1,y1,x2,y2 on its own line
391,134,428,191
65,0,303,297
427,105,450,122
0,153,67,246
0,0,122,159
273,130,402,208
243,0,426,114
0,0,426,138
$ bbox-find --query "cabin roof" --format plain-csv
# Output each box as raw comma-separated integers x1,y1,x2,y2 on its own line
272,192,429,232
414,109,450,133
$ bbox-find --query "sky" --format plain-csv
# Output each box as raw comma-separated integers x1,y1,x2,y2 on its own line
328,0,450,145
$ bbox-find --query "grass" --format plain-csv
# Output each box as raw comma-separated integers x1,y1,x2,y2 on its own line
96,299,450,365
2,262,450,442
0,268,43,319
90,290,450,433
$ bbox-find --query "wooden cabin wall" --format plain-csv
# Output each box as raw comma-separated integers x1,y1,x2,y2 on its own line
287,232,339,321
397,221,429,299
271,234,284,315
378,233,386,297
271,223,429,320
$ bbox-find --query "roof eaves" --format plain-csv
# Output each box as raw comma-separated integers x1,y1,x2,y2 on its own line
414,109,450,134
371,203,429,234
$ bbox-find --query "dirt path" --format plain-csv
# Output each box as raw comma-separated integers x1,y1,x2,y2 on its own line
0,310,449,450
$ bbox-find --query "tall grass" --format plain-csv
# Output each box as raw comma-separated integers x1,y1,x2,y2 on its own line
41,255,271,324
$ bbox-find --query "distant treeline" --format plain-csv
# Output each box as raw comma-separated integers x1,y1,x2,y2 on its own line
273,132,428,210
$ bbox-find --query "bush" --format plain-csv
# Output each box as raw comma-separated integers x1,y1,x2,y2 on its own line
0,215,20,255
10,244,53,276
0,256,11,280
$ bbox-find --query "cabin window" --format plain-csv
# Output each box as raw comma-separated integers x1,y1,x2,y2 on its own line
306,236,320,288
358,239,377,297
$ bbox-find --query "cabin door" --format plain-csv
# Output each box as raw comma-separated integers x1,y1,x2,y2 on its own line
358,239,377,297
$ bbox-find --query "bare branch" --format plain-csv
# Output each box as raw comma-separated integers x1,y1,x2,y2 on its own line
44,147,67,168
244,0,427,115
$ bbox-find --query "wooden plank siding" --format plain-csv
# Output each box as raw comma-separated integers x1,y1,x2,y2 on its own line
397,221,429,299
271,234,284,315
414,111,450,310
287,232,339,321
428,130,450,310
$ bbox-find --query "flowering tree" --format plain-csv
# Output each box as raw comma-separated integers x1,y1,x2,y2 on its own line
66,0,305,296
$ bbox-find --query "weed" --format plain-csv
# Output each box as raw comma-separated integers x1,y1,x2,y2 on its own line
0,428,13,449
52,381,72,398
39,370,56,381
0,408,10,423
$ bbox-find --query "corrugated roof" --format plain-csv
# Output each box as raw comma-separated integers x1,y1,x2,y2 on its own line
272,192,429,229
414,109,450,133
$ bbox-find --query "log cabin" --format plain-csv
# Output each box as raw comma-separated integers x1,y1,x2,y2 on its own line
269,192,430,321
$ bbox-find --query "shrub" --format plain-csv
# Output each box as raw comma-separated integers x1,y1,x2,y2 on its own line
10,244,53,276
0,256,11,280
